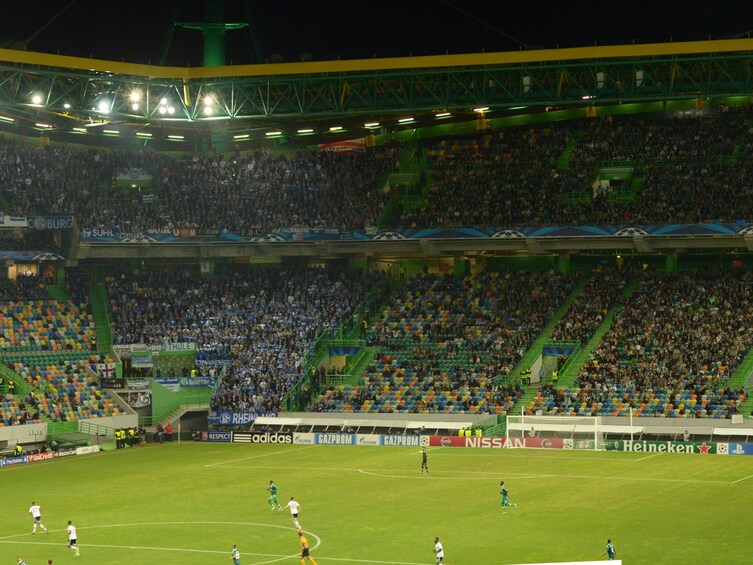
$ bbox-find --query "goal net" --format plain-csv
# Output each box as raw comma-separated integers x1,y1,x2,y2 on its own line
506,415,606,450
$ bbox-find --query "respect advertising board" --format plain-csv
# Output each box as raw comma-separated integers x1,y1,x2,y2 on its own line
200,431,233,443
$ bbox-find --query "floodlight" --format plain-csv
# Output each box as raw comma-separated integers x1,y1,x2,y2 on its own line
364,122,379,128
98,100,110,113
63,103,71,109
160,98,168,105
131,103,140,111
167,106,175,115
130,91,141,102
203,106,213,116
158,106,167,115
31,94,43,105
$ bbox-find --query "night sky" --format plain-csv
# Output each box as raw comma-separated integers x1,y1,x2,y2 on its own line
1,1,752,66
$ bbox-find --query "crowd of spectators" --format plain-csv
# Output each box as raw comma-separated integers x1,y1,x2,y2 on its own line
549,267,630,346
313,270,576,414
532,269,752,418
105,266,383,413
398,106,753,229
8,357,120,421
0,137,400,234
4,107,753,238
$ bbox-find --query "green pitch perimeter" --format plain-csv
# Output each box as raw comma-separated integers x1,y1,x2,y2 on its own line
1,443,752,565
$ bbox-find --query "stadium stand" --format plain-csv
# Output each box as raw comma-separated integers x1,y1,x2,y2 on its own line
313,270,577,414
530,270,752,418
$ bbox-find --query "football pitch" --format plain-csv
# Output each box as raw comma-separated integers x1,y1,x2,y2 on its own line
1,442,752,565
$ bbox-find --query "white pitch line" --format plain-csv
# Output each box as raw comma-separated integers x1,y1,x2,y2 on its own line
0,520,429,565
634,453,661,461
731,473,753,484
0,540,428,565
204,445,317,467
357,468,734,484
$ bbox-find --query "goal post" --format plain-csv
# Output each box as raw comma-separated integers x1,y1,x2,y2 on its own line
506,415,605,450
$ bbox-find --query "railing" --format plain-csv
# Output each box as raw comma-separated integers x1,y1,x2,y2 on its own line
141,391,212,427
80,420,115,439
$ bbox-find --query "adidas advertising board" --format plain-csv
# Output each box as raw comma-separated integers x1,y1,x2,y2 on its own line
233,432,293,444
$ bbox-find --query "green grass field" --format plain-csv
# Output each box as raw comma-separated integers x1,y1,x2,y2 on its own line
1,442,752,565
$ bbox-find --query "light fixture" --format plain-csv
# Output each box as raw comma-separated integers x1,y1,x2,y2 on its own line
508,106,527,110
130,91,141,102
35,123,51,129
167,106,175,115
167,135,184,140
297,128,314,134
435,112,451,118
203,96,214,106
31,94,43,105
0,115,15,122
72,127,86,132
329,126,343,132
364,122,379,128
158,106,167,115
265,131,282,136
203,106,213,116
398,117,414,123
102,129,119,134
160,98,168,105
473,107,489,113
63,103,71,109
233,134,250,139
135,132,152,137
131,103,140,111
98,100,110,113
581,95,595,100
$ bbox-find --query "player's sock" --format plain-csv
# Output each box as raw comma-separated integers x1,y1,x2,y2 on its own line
309,558,319,565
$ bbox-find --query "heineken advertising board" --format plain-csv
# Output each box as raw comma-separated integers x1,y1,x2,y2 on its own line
608,440,720,454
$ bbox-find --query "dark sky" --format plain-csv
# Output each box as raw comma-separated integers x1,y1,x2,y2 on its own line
2,0,753,66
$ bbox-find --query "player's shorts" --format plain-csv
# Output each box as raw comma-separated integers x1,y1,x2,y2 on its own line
292,513,299,519
436,557,443,564
302,548,310,557
68,539,77,546
34,516,42,522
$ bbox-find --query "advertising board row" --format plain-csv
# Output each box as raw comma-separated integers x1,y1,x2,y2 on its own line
0,445,99,468
197,433,753,456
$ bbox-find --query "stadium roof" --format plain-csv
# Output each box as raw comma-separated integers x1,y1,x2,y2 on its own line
2,37,753,149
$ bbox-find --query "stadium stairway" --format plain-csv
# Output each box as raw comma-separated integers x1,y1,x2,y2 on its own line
556,132,582,170
45,285,70,301
728,349,753,418
88,283,113,352
506,273,590,386
558,276,640,387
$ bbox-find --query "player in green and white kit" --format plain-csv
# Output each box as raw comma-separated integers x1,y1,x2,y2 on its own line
267,480,282,510
500,481,517,513
600,539,616,560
